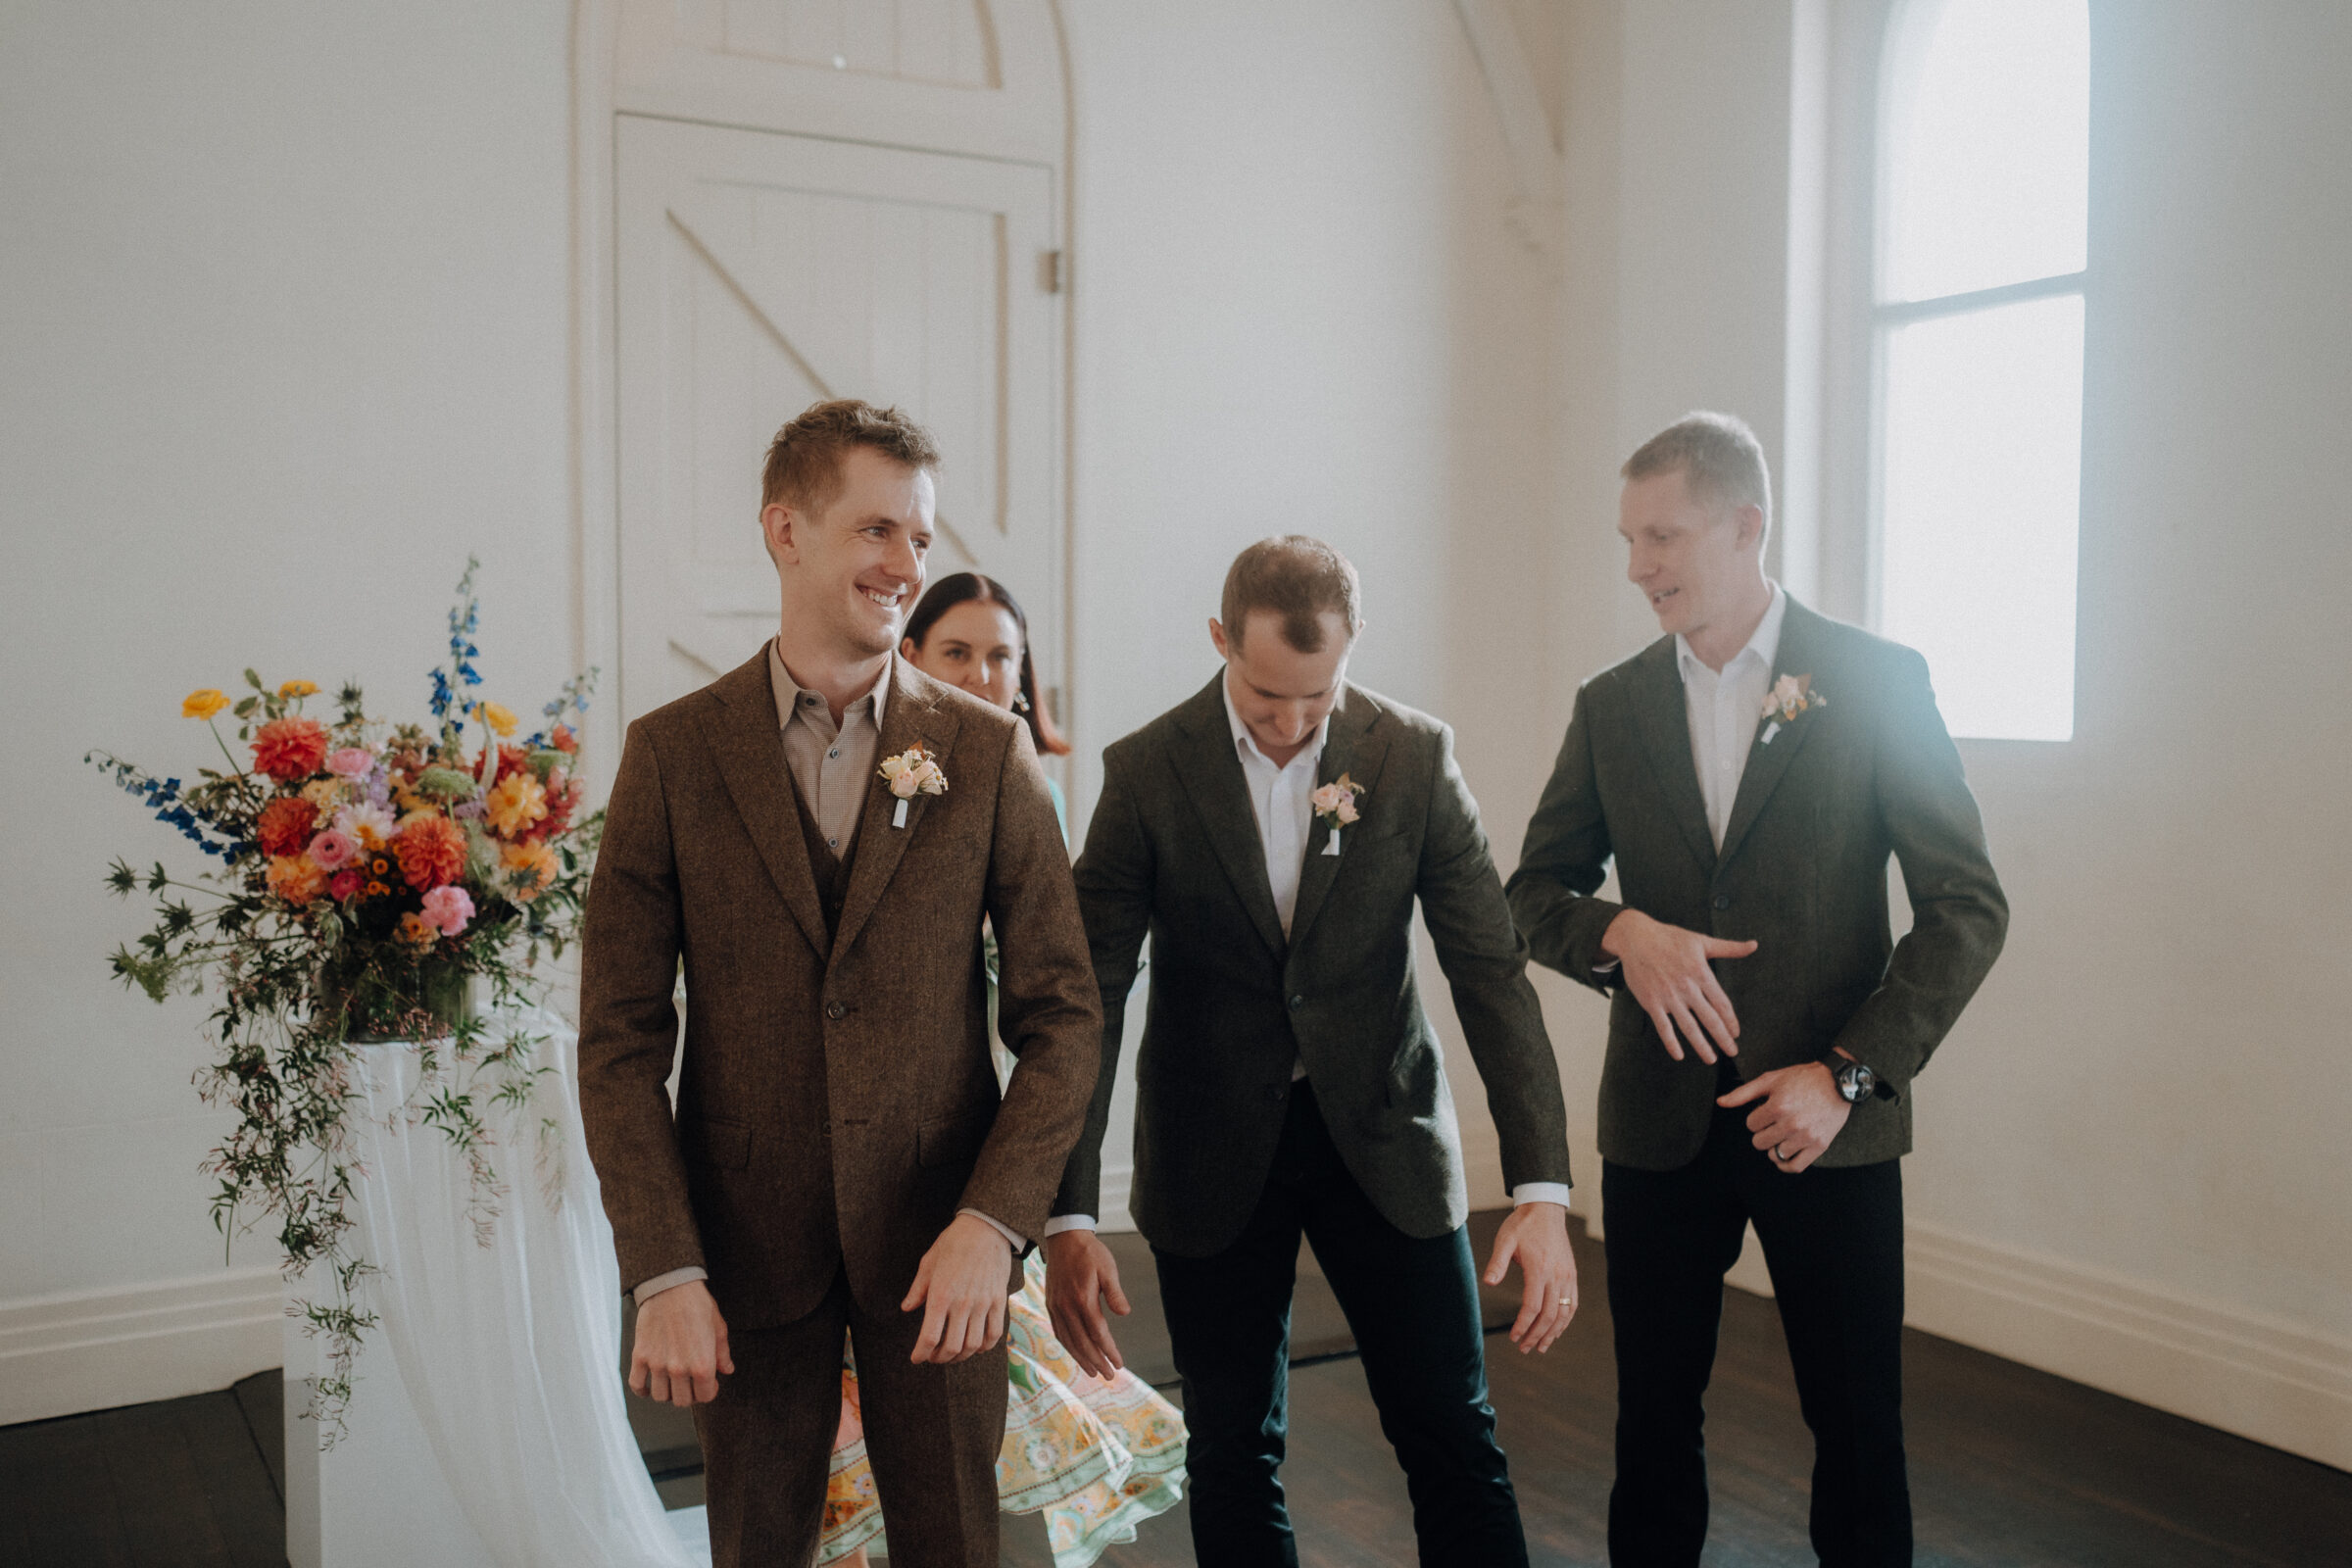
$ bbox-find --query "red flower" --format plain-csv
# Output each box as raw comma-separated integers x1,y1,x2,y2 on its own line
533,771,581,842
252,716,329,782
394,812,467,890
255,796,319,858
475,743,529,784
328,868,363,902
550,723,577,755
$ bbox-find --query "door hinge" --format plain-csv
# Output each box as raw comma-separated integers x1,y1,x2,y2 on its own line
1040,249,1065,294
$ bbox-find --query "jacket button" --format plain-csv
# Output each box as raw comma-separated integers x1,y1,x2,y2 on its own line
1288,995,1304,1010
1712,894,1731,910
826,1002,846,1020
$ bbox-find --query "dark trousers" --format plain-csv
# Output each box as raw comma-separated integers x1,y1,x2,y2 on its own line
694,1266,1007,1568
1152,1080,1528,1568
1602,1102,1910,1568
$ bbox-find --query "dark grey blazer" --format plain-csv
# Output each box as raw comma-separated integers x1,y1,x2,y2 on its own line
1060,672,1573,1258
1506,597,2007,1171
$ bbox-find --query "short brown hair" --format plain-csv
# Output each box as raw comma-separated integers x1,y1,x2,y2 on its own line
1220,536,1362,654
760,398,942,514
1622,411,1772,536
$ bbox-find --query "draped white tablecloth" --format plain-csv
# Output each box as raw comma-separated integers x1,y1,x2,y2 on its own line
282,1007,708,1568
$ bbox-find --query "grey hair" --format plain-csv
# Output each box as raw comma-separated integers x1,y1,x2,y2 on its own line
1621,411,1772,537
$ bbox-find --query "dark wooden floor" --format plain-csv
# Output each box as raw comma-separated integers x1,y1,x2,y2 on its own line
8,1212,2349,1565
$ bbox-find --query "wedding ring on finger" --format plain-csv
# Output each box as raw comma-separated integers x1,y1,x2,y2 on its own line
1773,1145,1793,1161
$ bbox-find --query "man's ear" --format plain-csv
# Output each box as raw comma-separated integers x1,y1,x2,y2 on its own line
761,501,797,566
1208,616,1230,661
1734,503,1766,554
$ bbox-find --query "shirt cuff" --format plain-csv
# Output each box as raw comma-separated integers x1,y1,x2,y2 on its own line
1043,1214,1097,1236
631,1265,708,1306
1510,1183,1573,1210
959,1207,1027,1250
1592,958,1621,976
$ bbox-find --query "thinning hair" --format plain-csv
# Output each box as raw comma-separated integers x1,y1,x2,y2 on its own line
1220,535,1363,654
760,398,941,515
1622,411,1773,537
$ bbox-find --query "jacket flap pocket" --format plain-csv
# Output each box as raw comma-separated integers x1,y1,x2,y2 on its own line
683,1113,754,1171
918,1107,994,1168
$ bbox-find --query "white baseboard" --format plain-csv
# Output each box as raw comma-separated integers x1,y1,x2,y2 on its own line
1903,1223,2352,1472
0,1266,282,1426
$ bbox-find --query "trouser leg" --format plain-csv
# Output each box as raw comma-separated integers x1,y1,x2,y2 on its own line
1296,1087,1527,1568
1152,1118,1308,1568
695,1272,853,1568
1601,1136,1750,1568
843,1279,1009,1568
1745,1147,1910,1568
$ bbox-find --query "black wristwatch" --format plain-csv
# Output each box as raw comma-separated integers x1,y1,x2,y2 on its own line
1830,1056,1878,1103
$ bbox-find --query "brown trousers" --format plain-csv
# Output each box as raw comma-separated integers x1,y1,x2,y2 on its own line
694,1268,1007,1567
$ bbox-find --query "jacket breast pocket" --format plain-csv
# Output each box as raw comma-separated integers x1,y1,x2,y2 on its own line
681,1112,754,1171
918,1106,995,1168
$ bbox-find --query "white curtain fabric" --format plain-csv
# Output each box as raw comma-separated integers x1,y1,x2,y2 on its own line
342,1007,701,1567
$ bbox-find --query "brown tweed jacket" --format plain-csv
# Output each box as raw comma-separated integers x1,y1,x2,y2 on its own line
578,649,1101,1329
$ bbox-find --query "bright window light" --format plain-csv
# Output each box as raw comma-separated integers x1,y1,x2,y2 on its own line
1875,0,2088,742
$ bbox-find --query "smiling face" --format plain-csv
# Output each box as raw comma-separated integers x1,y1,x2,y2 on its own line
1209,608,1351,768
905,598,1023,711
1619,466,1768,655
762,444,935,661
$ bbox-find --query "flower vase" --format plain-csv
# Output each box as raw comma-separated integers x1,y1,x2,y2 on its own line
328,960,477,1043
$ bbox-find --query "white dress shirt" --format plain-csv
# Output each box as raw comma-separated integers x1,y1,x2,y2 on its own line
1679,582,1788,851
1049,672,1566,1236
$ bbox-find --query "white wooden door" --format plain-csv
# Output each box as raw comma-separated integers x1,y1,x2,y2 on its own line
614,115,1061,722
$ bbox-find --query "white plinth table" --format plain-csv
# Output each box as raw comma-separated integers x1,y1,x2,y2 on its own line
281,1007,709,1567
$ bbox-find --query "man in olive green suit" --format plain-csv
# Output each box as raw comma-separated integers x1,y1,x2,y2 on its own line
1047,537,1579,1568
1507,414,2007,1568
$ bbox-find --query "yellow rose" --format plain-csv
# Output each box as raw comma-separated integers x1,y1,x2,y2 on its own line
278,679,319,700
182,689,229,720
472,701,517,738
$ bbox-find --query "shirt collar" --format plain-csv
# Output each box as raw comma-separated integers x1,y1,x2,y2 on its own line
1219,666,1331,771
769,638,890,731
1675,581,1787,685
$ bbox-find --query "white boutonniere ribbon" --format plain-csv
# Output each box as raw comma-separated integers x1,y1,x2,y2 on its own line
878,744,947,827
1758,673,1826,746
1310,773,1365,856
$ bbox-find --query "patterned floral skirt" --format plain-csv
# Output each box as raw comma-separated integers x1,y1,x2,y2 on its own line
819,1251,1188,1566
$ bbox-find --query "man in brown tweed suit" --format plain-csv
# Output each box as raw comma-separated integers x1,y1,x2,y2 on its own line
578,399,1102,1567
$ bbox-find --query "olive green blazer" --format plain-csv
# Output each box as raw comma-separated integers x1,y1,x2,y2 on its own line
1506,598,2008,1170
1061,673,1572,1257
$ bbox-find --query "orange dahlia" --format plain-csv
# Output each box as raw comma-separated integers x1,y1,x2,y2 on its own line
252,716,329,782
393,811,467,890
484,772,548,839
255,796,320,858
266,855,328,904
501,839,560,902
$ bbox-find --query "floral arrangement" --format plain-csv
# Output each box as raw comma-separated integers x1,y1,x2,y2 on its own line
878,743,948,827
1759,672,1826,745
1311,772,1365,855
85,561,601,1438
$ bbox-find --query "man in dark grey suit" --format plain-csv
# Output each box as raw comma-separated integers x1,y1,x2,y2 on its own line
1508,414,2007,1567
1044,537,1578,1568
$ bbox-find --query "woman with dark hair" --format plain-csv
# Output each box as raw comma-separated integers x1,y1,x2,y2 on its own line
817,571,1186,1567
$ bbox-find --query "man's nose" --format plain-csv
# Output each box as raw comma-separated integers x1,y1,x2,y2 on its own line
886,531,922,584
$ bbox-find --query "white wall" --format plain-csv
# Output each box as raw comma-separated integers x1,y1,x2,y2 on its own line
1550,0,2352,1468
0,1,577,1419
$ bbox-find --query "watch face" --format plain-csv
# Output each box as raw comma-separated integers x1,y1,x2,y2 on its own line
1838,1063,1873,1102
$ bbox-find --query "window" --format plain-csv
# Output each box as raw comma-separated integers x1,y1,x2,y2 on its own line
1873,0,2087,741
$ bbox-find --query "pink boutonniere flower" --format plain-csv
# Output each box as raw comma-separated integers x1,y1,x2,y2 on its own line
878,745,948,827
1759,673,1826,745
1310,772,1365,856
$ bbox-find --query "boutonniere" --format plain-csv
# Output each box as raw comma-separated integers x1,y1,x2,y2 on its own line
1759,673,1826,745
1310,773,1365,856
878,744,947,827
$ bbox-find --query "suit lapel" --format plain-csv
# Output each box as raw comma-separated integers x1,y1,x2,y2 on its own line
832,657,960,960
1717,597,1827,868
704,647,831,957
1169,673,1289,959
1285,689,1391,950
1628,639,1719,876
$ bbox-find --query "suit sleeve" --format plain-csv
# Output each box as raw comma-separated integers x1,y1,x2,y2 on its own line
971,720,1103,1243
1505,680,1626,989
1832,648,2009,1093
1417,724,1574,1192
1054,740,1154,1219
576,720,701,1293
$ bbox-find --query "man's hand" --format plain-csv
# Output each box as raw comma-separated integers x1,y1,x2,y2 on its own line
1482,1201,1580,1354
903,1212,1015,1364
1044,1228,1132,1380
1602,907,1758,1064
629,1279,734,1407
1719,1058,1852,1173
